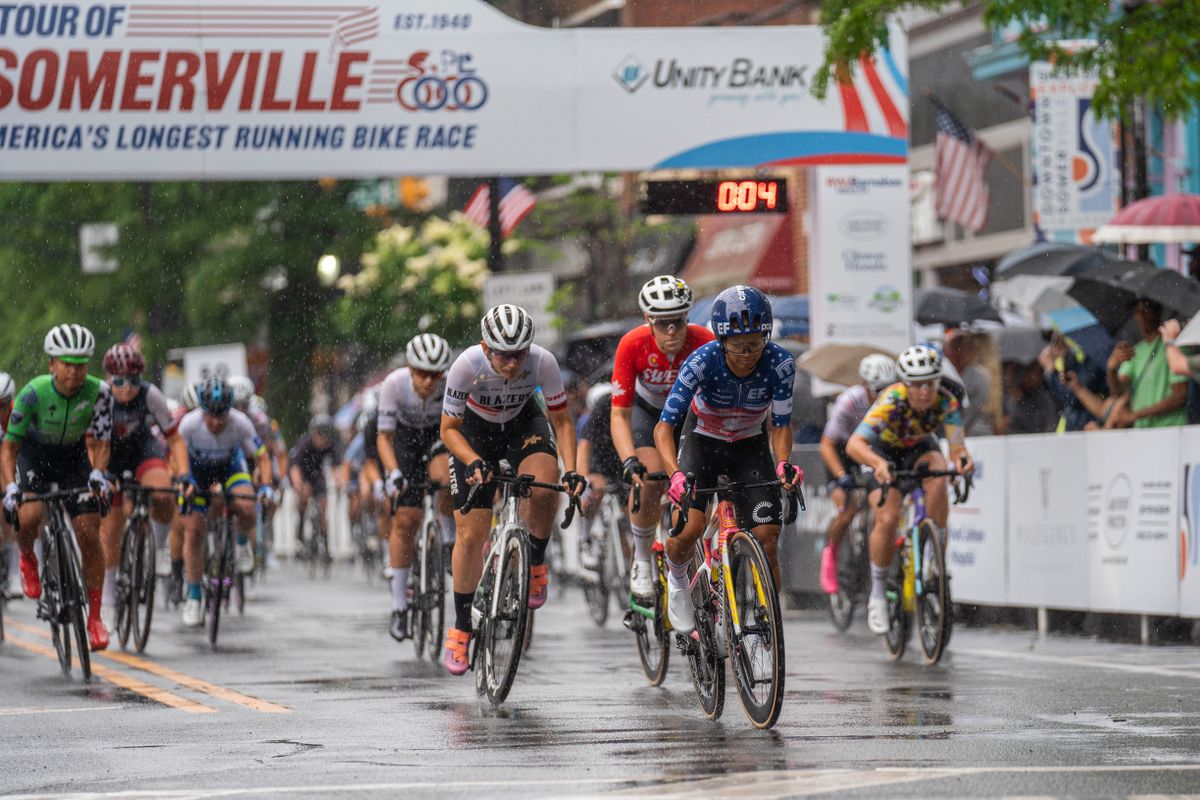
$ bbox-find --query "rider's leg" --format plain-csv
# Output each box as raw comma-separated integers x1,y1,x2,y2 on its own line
14,498,46,597
389,507,420,610
450,508,491,631
182,504,207,591
74,509,108,647
630,444,667,562
429,452,455,545
825,486,858,553
517,451,560,564
867,488,903,600
99,501,125,610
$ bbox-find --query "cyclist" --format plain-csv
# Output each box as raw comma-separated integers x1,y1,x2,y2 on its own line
845,344,975,635
0,372,19,599
439,304,586,675
579,383,622,522
176,378,272,626
355,389,388,566
1,324,114,650
288,413,345,558
817,354,898,595
611,275,714,601
376,334,453,642
98,344,187,621
655,286,802,635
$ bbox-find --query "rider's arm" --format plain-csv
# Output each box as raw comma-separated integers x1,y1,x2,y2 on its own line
610,405,636,463
578,437,594,476
652,421,680,476
86,380,113,472
256,450,273,486
0,439,18,487
376,430,398,473
87,436,111,473
654,357,701,475
166,431,188,478
608,332,639,462
769,423,794,467
439,413,481,467
845,433,887,472
819,436,845,478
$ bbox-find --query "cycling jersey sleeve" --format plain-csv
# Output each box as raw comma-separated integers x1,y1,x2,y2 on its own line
345,433,365,465
854,387,899,442
610,331,638,409
4,382,37,443
659,353,702,427
442,354,472,419
770,349,795,427
233,412,265,458
377,371,399,432
535,348,567,412
146,384,177,436
87,381,113,442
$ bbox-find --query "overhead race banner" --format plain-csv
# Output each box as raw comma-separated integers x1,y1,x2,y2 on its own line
0,1,908,179
1030,61,1120,235
808,165,913,371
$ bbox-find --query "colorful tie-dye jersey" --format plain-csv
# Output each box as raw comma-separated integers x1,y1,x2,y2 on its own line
854,382,962,450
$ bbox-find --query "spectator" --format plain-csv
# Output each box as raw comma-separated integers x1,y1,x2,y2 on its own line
1107,298,1187,428
944,330,995,435
1000,360,1059,434
1039,332,1108,431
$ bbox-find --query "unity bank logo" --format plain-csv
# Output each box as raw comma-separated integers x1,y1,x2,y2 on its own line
613,55,649,94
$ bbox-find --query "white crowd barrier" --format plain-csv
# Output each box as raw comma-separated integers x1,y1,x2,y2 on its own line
945,428,1200,619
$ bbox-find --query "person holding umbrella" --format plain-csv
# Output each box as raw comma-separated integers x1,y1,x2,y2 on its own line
1107,298,1188,428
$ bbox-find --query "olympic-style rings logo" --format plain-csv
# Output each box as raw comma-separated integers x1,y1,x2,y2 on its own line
395,50,489,112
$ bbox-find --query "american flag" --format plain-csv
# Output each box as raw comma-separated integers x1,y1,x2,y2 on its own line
934,103,992,233
463,179,537,238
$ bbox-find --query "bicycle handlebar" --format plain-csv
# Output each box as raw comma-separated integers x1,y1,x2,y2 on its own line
629,471,670,514
9,487,111,523
667,474,804,538
457,472,582,529
389,480,446,514
874,464,974,507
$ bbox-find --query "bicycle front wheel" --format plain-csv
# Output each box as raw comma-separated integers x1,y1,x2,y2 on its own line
633,547,670,686
476,528,530,705
883,551,910,662
726,530,785,729
581,524,609,627
132,520,157,652
44,531,71,675
62,530,91,681
115,526,135,649
915,520,950,665
207,524,230,649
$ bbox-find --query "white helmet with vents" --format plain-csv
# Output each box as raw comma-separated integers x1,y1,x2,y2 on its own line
858,354,898,392
228,375,256,408
481,304,534,352
181,382,200,411
638,275,693,317
897,345,943,381
0,372,14,401
44,323,95,362
406,333,452,372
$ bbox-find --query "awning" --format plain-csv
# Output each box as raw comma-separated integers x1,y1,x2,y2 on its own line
679,214,797,298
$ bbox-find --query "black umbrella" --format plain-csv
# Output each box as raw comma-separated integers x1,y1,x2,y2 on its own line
1067,261,1200,334
995,243,1118,278
914,287,1003,327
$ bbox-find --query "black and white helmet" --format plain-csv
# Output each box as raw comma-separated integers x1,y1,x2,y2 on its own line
481,304,534,352
406,333,451,372
638,275,693,317
0,372,14,401
858,354,898,392
44,323,95,362
897,345,942,381
181,382,199,411
228,375,256,408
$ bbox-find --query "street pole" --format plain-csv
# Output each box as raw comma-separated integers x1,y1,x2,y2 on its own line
488,176,503,272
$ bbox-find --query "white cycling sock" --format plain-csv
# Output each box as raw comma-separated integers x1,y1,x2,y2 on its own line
664,555,689,590
6,543,19,579
102,567,117,607
438,514,455,544
150,518,171,549
631,523,655,561
391,569,410,611
870,563,888,600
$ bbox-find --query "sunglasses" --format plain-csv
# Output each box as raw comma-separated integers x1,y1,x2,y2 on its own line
489,349,528,364
412,368,445,381
109,376,141,388
905,379,940,391
722,337,768,357
650,315,688,332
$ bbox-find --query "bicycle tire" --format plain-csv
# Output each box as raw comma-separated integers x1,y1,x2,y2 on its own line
43,531,71,675
207,523,229,648
581,522,609,627
828,510,870,632
610,511,632,613
424,519,445,664
634,548,670,686
725,530,785,729
685,545,725,721
132,520,157,652
883,547,910,662
521,607,535,655
915,520,950,665
115,524,134,649
476,528,530,705
62,529,91,681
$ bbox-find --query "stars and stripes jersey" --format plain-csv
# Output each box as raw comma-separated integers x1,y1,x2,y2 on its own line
660,341,795,443
377,366,445,432
611,324,715,410
177,408,264,471
854,383,963,450
443,344,567,425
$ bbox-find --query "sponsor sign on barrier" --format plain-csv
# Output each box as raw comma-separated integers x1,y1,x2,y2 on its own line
944,436,1006,605
1178,429,1200,616
1006,433,1089,609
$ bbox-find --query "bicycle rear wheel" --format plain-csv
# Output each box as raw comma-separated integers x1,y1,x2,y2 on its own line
684,546,725,720
581,523,609,627
207,524,230,648
62,530,91,681
633,546,670,686
132,521,157,652
915,520,950,665
115,525,135,649
609,514,632,613
726,530,785,729
424,519,445,664
883,550,910,662
476,528,530,705
828,511,869,632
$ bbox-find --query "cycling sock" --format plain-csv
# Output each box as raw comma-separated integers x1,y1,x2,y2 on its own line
188,582,202,601
87,588,102,620
631,523,656,561
438,514,455,544
150,518,170,549
102,567,117,607
391,569,410,611
453,591,473,632
665,554,689,589
5,543,19,581
870,563,888,600
236,534,249,546
528,534,549,566
171,559,184,580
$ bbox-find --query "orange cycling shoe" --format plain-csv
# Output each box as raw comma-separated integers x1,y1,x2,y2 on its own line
19,552,41,599
87,590,109,651
443,627,470,675
528,563,549,609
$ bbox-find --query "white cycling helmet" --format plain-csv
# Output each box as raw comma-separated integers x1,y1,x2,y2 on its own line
44,323,95,363
638,275,693,317
585,382,612,412
897,345,943,381
858,354,898,392
181,382,200,411
406,333,451,372
481,304,534,352
228,375,256,408
249,394,268,415
0,372,14,401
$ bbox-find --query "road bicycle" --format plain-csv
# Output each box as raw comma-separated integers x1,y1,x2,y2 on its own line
350,496,382,581
404,480,446,663
112,479,175,653
623,472,672,686
671,474,802,729
181,487,261,649
10,487,106,681
874,464,972,665
297,490,333,579
463,461,579,706
827,474,873,632
577,481,633,627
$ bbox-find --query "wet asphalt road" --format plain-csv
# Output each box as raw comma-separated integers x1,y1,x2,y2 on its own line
2,562,1199,799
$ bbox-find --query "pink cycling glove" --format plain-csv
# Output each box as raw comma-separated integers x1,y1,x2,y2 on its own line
777,461,804,484
668,471,689,505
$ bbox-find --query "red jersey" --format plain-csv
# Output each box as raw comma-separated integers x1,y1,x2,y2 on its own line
610,324,715,410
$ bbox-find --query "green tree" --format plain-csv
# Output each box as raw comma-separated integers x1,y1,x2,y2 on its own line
814,0,1200,120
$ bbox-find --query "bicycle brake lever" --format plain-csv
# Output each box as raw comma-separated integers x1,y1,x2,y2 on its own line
561,494,580,529
630,482,641,515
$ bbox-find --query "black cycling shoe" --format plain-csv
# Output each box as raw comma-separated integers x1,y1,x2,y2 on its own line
389,609,410,642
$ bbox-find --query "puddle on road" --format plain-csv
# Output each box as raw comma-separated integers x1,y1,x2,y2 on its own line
79,684,158,707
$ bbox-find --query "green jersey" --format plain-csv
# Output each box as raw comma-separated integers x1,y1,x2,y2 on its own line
5,374,113,448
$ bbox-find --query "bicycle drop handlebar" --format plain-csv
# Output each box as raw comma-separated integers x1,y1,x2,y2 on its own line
629,471,670,514
874,464,974,508
667,473,805,538
459,473,582,529
389,480,446,514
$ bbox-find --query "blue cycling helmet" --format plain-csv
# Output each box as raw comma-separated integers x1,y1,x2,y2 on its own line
710,285,773,338
197,377,234,415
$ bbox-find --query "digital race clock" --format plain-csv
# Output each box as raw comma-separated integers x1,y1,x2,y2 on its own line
639,179,789,215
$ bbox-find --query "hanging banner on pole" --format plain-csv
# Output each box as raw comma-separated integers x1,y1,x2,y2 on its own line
0,0,908,179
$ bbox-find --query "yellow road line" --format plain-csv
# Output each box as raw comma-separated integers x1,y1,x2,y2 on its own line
4,633,216,713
